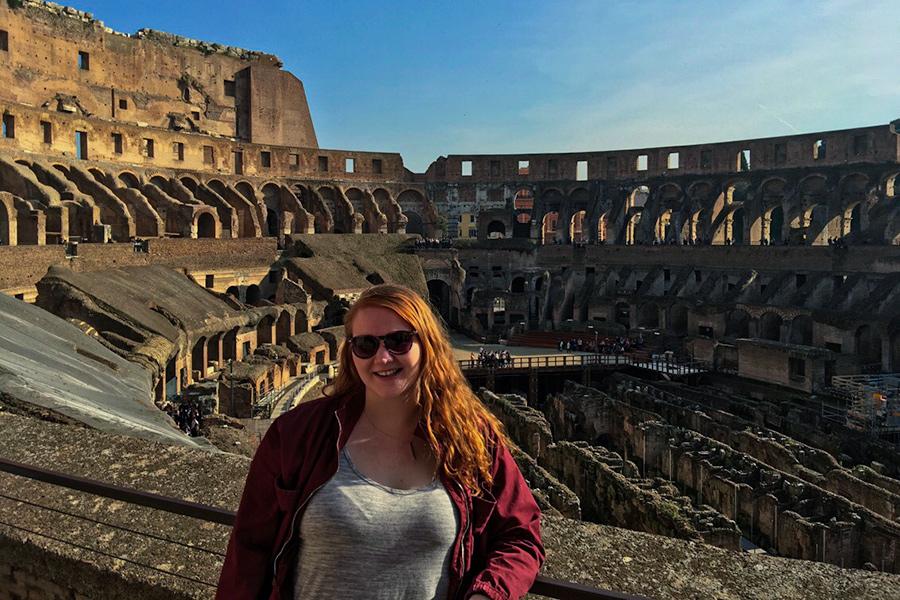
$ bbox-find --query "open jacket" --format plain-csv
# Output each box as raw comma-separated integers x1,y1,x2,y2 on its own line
216,391,544,600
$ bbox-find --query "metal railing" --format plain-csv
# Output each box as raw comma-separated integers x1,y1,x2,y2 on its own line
0,457,651,600
459,353,709,376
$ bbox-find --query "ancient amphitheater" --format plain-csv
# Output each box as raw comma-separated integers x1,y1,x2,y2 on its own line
0,2,899,599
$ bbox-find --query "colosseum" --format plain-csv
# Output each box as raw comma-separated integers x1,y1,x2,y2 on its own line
0,2,899,599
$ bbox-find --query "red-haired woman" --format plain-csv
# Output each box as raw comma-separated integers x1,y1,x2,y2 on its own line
217,284,543,599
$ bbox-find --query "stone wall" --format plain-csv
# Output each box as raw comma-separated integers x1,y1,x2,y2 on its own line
0,412,898,600
0,237,277,292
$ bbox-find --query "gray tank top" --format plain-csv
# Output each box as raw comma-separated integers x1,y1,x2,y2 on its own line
293,448,459,599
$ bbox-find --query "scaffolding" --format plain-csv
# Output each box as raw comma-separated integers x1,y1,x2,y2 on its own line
826,374,900,438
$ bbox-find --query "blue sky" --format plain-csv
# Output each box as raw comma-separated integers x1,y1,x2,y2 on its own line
73,0,899,172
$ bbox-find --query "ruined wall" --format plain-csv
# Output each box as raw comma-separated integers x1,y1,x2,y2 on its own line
0,1,315,147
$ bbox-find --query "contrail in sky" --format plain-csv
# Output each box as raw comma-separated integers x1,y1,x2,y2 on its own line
757,103,800,132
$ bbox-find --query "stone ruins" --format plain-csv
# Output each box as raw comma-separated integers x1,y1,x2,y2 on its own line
0,2,899,599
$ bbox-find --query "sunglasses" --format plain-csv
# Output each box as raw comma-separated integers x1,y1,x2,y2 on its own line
348,330,418,359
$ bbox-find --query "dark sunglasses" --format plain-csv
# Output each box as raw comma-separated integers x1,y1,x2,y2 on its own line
348,330,418,359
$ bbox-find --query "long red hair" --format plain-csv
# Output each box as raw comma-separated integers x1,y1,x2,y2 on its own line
326,284,506,494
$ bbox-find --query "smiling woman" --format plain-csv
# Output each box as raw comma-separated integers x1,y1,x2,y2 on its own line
218,284,543,600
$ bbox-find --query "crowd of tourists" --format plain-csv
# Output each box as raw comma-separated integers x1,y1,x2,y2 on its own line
470,348,514,368
414,238,453,249
557,333,644,355
165,401,203,437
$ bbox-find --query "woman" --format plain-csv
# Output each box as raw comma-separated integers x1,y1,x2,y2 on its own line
218,284,543,599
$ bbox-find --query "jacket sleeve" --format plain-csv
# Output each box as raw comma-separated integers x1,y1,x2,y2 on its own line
216,421,284,599
466,441,545,600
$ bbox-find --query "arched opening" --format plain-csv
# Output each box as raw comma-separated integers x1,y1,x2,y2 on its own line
670,305,688,335
597,213,608,243
191,337,207,380
769,206,784,244
276,311,292,345
511,276,526,293
223,328,238,361
626,213,641,244
513,212,531,238
731,208,744,245
266,208,279,237
119,172,140,188
257,314,274,345
541,212,558,245
759,312,783,341
404,211,425,236
789,315,814,346
0,199,10,246
855,325,882,368
656,209,673,243
486,220,506,239
725,309,751,337
206,334,221,369
246,284,261,305
513,188,533,238
848,203,862,236
179,177,198,193
427,279,452,325
615,302,631,328
197,212,216,238
570,210,587,243
295,311,308,334
225,286,240,301
627,186,650,209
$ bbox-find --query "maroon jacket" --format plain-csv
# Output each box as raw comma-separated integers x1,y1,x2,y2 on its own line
217,391,544,600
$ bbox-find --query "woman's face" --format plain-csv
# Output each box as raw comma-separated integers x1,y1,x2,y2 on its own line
350,306,423,404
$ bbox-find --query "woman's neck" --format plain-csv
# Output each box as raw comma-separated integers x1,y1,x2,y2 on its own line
363,391,420,438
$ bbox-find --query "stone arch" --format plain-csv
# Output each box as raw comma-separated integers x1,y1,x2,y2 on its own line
257,314,275,345
397,189,434,237
839,173,869,239
373,188,402,233
627,185,650,210
511,276,527,293
789,315,814,346
149,175,171,194
731,207,745,244
0,193,16,246
319,185,354,233
541,211,558,244
246,284,261,305
597,212,608,242
296,185,333,233
885,172,899,198
625,212,641,244
655,208,673,242
486,220,506,239
262,182,282,237
195,210,218,239
191,336,207,380
179,176,199,193
570,210,587,243
754,177,787,244
405,210,425,236
767,205,785,244
276,311,292,345
294,310,308,334
759,312,783,341
427,279,453,324
726,309,751,337
118,171,141,189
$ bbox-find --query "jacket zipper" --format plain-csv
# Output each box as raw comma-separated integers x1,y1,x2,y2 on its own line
271,411,343,583
454,480,470,599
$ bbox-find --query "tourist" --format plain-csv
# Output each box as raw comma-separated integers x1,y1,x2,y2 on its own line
218,284,543,599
